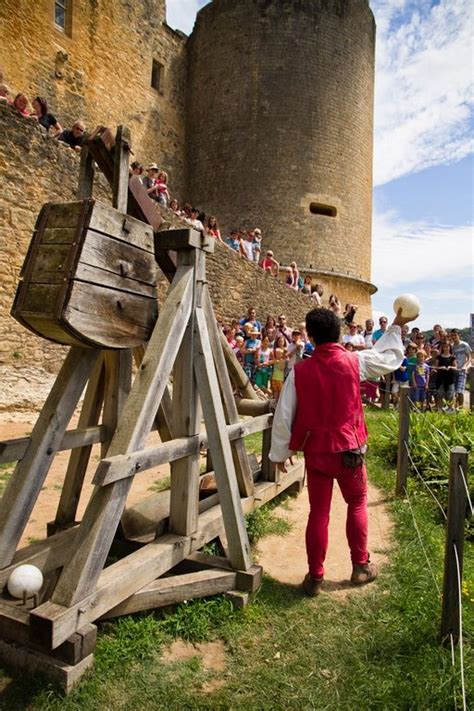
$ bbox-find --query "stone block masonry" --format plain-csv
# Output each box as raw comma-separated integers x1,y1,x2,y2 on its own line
0,0,187,196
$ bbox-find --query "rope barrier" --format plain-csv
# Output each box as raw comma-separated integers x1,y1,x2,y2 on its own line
404,488,441,595
404,441,447,521
453,544,467,711
458,463,473,517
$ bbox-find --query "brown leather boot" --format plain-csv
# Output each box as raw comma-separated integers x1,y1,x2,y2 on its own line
351,560,378,585
302,573,324,597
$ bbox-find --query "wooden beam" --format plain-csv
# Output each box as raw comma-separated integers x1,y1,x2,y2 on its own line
0,527,78,585
112,125,131,213
155,228,215,254
0,425,107,465
77,147,95,200
101,350,132,457
101,568,237,618
169,250,201,536
51,266,194,607
53,356,105,530
203,287,254,497
194,308,252,571
0,348,101,568
93,413,273,486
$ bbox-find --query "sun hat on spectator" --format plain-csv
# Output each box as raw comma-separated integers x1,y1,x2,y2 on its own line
146,163,159,171
254,228,262,235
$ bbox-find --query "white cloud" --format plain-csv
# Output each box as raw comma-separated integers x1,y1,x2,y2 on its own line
373,210,473,287
372,0,474,185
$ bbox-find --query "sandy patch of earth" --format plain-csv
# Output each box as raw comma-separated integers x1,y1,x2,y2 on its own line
256,480,393,597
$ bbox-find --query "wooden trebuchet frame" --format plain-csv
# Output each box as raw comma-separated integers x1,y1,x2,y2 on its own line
0,126,304,692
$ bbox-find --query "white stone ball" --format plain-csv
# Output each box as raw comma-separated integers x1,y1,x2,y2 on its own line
393,294,421,320
7,564,44,599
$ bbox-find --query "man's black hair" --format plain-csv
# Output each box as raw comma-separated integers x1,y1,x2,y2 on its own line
306,308,341,345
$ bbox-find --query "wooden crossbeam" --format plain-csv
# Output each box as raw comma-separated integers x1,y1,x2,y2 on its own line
93,414,272,487
0,426,107,465
50,266,194,607
0,348,101,568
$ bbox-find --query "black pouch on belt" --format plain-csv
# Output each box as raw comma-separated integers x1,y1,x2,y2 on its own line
342,444,368,468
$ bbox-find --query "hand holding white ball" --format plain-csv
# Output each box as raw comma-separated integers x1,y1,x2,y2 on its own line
393,293,420,321
7,564,43,599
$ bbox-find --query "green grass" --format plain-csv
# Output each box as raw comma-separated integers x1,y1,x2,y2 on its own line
147,475,171,493
0,411,472,709
0,462,13,496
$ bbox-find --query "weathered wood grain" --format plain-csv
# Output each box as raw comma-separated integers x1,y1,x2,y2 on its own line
0,347,101,568
50,266,194,607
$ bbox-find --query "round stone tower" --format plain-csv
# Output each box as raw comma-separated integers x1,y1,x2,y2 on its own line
186,0,377,310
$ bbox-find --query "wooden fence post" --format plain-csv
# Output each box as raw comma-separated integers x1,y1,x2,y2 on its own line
440,447,469,645
469,366,474,412
395,385,410,496
382,373,392,410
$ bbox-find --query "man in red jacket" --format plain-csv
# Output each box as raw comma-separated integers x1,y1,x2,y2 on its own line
269,307,414,596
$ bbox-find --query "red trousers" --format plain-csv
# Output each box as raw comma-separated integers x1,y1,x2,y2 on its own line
306,453,369,578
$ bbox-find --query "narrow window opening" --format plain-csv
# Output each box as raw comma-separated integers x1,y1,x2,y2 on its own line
151,60,164,92
54,0,72,35
310,202,337,218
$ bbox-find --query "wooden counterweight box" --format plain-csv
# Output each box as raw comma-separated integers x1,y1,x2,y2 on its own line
12,200,158,349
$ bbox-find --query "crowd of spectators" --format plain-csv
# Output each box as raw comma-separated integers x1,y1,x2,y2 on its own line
1,85,86,153
217,307,472,412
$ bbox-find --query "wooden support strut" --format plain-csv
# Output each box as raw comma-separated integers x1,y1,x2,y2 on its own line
49,265,194,608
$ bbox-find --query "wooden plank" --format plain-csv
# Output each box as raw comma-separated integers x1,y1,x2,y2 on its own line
78,147,95,200
78,230,157,287
101,350,132,458
127,175,163,234
133,346,173,443
40,202,84,229
94,414,273,486
194,308,252,571
220,332,260,400
203,287,254,498
0,640,94,694
169,250,201,536
101,569,237,619
50,266,194,607
0,348,101,568
65,280,157,349
29,244,71,284
39,227,79,245
30,462,304,648
0,603,96,665
54,357,105,530
0,426,106,466
261,428,277,482
88,201,155,254
156,229,215,254
112,125,131,213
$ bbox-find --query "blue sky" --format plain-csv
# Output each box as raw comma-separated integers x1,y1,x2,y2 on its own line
166,0,473,330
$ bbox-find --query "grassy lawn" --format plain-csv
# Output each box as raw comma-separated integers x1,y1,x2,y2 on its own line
0,411,472,709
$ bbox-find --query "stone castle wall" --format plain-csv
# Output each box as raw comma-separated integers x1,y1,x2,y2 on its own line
0,0,187,194
0,108,333,373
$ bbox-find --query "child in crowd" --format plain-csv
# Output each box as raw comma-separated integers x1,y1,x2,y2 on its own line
406,343,418,383
288,340,305,370
0,84,10,102
254,336,273,393
206,216,222,241
12,93,30,116
270,348,287,400
242,327,261,383
435,340,456,411
391,353,409,408
142,164,160,200
410,350,430,408
155,171,170,206
252,228,262,263
233,336,245,366
169,198,180,214
130,161,143,176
